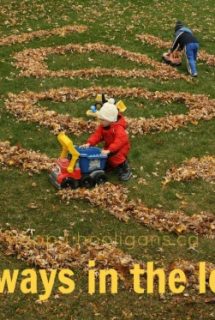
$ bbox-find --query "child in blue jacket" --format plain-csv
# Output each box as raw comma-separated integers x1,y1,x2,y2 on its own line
170,21,199,77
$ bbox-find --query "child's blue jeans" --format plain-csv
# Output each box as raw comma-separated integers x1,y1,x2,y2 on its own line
185,43,199,75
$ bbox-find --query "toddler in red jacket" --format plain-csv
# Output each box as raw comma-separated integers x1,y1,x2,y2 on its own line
83,102,132,181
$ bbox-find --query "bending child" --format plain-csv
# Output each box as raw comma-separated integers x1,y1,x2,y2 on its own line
169,20,199,77
82,102,132,181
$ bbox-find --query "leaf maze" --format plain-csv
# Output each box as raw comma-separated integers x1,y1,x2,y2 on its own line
0,26,215,296
13,42,189,81
0,140,215,237
1,140,215,293
5,86,215,136
1,26,215,244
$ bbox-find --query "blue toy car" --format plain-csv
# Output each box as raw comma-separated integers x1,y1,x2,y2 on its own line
49,133,108,189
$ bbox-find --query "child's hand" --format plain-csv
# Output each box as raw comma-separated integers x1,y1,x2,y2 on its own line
102,149,110,155
81,143,90,148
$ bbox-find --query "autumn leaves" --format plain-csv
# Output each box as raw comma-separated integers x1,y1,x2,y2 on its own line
0,25,87,47
0,24,215,239
5,87,215,136
59,183,215,237
137,33,215,67
0,24,215,296
163,156,215,185
13,42,188,81
1,140,215,236
0,141,54,173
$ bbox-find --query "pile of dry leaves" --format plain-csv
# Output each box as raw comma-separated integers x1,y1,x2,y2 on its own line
5,86,215,136
0,140,54,173
137,33,215,67
13,42,188,81
0,25,87,46
58,182,215,237
163,156,215,185
0,228,138,280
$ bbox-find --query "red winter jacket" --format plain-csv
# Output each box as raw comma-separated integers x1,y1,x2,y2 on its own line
87,115,130,167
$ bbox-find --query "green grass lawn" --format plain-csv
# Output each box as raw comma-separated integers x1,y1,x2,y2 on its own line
0,0,215,319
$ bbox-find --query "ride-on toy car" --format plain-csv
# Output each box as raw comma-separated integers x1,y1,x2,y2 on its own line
49,132,108,189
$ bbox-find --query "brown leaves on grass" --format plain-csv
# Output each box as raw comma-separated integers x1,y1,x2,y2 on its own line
1,140,214,237
13,42,188,81
137,34,171,49
58,182,215,237
168,260,215,287
60,182,130,222
0,228,138,280
5,86,215,136
199,50,215,67
5,90,97,136
0,25,87,46
137,33,215,67
1,228,215,293
0,140,54,173
163,156,215,185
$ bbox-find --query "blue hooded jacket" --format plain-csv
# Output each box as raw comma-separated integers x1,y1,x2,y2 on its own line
175,27,192,37
171,24,199,52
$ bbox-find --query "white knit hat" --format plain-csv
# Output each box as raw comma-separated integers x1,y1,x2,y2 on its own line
97,102,118,122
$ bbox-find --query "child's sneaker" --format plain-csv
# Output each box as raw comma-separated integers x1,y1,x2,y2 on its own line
117,161,132,181
192,73,198,77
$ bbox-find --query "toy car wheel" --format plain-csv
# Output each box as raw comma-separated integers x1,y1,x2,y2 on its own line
61,178,79,189
80,175,94,188
94,172,107,185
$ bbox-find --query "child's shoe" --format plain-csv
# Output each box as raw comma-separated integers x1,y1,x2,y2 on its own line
117,161,132,181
